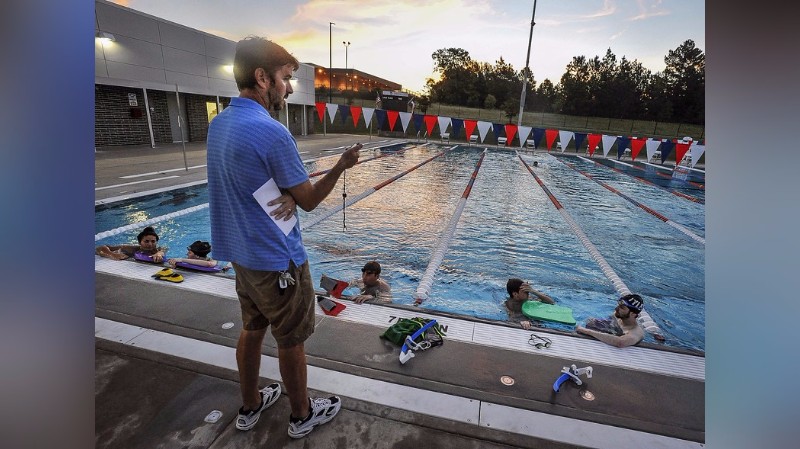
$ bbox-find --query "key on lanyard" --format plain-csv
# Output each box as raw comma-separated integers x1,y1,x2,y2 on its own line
278,271,295,289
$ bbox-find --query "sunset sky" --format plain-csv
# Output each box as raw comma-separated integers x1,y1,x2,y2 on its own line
107,0,705,93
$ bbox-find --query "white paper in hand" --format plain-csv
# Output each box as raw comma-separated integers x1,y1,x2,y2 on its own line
252,178,297,236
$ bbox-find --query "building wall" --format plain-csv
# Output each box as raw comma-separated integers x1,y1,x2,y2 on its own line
94,0,319,146
94,85,151,146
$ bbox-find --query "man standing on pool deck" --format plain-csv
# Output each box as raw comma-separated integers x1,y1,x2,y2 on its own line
576,294,645,348
206,36,360,439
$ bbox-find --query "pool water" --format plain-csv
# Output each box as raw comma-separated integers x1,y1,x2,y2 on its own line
95,144,705,352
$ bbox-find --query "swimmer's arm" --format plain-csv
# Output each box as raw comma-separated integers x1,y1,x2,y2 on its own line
530,288,555,304
168,257,217,267
150,247,167,263
576,327,639,348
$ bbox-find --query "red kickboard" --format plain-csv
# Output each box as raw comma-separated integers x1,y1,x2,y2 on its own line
320,274,349,299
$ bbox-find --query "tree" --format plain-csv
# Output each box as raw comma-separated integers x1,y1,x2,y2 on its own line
501,98,519,123
484,94,497,110
417,94,431,114
663,39,705,124
559,56,593,115
535,79,558,112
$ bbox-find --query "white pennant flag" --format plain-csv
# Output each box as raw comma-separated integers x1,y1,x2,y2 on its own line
645,138,661,162
476,121,492,142
361,107,375,127
601,134,618,158
689,142,705,168
558,130,574,153
437,116,451,135
398,112,412,133
325,103,338,124
517,126,532,147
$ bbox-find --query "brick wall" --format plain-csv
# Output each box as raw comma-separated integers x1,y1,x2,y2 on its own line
146,90,173,144
94,85,151,146
186,94,215,142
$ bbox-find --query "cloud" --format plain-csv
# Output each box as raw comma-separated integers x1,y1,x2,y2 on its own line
629,0,670,21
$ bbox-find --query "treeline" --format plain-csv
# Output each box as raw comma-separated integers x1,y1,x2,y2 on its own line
423,39,704,125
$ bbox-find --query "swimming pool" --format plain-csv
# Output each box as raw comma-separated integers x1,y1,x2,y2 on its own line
95,144,705,352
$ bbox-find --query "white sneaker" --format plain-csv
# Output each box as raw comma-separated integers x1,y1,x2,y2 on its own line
287,396,341,438
235,383,281,431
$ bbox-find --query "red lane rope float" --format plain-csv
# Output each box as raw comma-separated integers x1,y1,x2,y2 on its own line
517,152,665,341
414,149,487,305
577,155,703,204
300,145,457,231
556,157,705,245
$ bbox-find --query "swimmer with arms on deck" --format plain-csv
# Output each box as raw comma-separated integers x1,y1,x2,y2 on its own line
576,293,645,348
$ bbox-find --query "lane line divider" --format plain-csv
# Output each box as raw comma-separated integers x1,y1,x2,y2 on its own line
517,152,665,341
556,157,705,245
414,149,487,305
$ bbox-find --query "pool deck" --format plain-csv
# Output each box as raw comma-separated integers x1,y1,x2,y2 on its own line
95,134,705,448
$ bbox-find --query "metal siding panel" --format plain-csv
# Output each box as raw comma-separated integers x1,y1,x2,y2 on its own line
162,46,208,77
106,61,167,85
95,1,161,44
158,22,205,54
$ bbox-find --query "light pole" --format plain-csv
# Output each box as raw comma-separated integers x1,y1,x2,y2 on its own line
329,22,335,103
342,41,350,92
517,0,537,127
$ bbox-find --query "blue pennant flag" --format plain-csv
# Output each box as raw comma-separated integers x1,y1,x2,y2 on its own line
492,123,504,138
450,118,464,138
375,109,387,130
412,113,424,134
617,136,630,159
574,132,587,153
532,128,545,148
338,104,350,125
660,139,675,163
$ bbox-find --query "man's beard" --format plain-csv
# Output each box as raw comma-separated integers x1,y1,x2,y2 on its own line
266,87,285,112
614,308,630,319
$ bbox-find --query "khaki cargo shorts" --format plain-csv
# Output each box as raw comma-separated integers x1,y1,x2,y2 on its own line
232,260,315,348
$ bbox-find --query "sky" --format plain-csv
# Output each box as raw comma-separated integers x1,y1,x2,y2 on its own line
107,0,705,94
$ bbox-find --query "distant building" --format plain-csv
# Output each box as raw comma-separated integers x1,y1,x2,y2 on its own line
94,0,315,147
309,64,401,94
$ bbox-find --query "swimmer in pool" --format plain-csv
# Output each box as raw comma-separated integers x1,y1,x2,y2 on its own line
95,226,166,262
504,278,555,330
167,240,227,269
348,261,392,304
576,294,645,348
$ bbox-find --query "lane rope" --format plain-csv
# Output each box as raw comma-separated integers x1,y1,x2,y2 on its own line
517,152,665,341
414,149,487,305
557,157,705,245
301,146,457,231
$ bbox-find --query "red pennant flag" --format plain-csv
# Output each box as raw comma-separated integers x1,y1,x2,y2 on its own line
350,105,362,127
464,120,477,140
424,115,438,135
315,102,326,122
504,124,518,146
587,134,601,156
545,129,558,151
630,137,646,161
675,142,691,165
387,110,399,131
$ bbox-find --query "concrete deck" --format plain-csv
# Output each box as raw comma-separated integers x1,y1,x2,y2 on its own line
95,133,705,448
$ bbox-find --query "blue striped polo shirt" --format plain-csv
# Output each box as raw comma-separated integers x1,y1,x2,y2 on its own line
207,97,309,271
